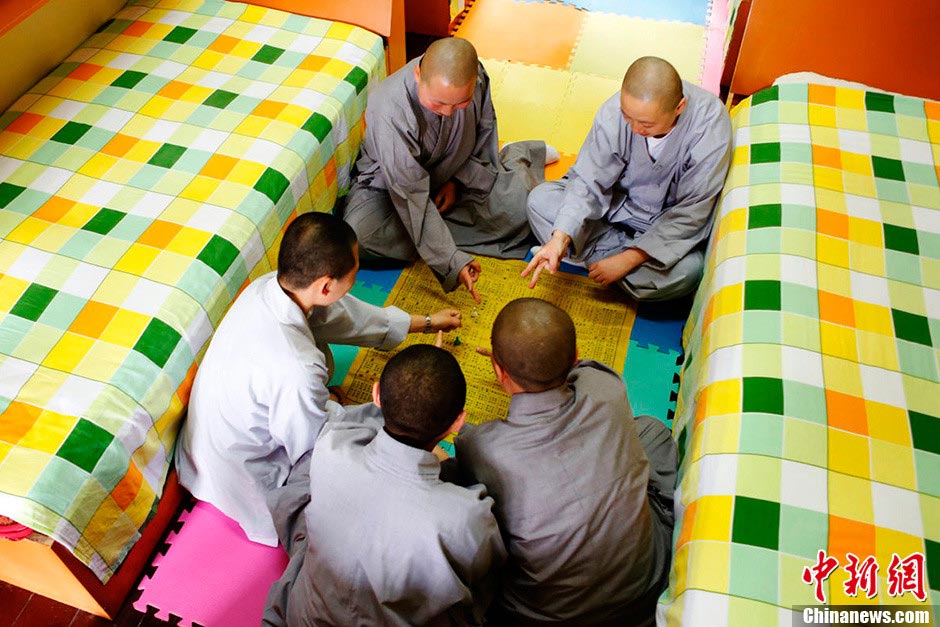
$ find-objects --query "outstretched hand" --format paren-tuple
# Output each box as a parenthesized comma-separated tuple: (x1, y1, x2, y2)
(521, 231, 570, 288)
(431, 309, 462, 332)
(459, 260, 482, 303)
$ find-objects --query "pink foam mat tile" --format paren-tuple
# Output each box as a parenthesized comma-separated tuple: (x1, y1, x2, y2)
(700, 0, 729, 94)
(134, 500, 289, 627)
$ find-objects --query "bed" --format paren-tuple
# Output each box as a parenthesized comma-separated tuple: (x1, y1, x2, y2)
(0, 0, 389, 616)
(658, 1, 939, 624)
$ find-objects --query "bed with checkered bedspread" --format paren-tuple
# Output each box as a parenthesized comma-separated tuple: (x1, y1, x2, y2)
(659, 84, 939, 624)
(0, 0, 384, 582)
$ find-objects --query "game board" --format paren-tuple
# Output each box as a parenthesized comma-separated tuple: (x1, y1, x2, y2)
(341, 257, 637, 423)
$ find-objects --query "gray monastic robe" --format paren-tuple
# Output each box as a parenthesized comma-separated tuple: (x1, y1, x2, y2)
(264, 420, 507, 627)
(455, 361, 676, 626)
(344, 57, 546, 292)
(527, 80, 731, 301)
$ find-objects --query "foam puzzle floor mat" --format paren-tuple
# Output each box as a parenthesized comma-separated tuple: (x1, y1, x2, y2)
(460, 0, 710, 155)
(340, 257, 637, 422)
(455, 0, 585, 69)
(482, 58, 620, 154)
(547, 0, 708, 25)
(134, 500, 288, 627)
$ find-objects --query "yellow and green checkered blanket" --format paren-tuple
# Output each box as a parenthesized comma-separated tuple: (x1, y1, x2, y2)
(0, 0, 383, 581)
(661, 85, 940, 624)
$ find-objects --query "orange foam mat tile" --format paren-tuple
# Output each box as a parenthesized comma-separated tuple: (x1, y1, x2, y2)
(545, 151, 577, 181)
(569, 12, 707, 83)
(454, 0, 584, 70)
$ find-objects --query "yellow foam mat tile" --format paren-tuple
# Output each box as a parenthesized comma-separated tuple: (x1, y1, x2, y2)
(569, 13, 706, 84)
(553, 72, 621, 153)
(487, 61, 571, 145)
(487, 60, 620, 155)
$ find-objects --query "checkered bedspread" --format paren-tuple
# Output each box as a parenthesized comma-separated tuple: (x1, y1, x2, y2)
(660, 85, 940, 624)
(0, 0, 383, 581)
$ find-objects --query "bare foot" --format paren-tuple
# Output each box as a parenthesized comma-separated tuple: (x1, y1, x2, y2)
(588, 251, 636, 286)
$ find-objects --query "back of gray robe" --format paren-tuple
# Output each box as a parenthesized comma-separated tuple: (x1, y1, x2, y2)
(349, 57, 544, 290)
(455, 361, 672, 624)
(284, 421, 506, 626)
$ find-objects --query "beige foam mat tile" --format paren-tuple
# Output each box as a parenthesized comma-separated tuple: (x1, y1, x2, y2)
(569, 13, 706, 83)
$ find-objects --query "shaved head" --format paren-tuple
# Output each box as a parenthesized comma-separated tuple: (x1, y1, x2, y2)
(492, 298, 576, 392)
(420, 37, 479, 87)
(622, 56, 683, 112)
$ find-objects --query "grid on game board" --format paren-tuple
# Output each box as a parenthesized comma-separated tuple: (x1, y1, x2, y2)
(341, 257, 637, 422)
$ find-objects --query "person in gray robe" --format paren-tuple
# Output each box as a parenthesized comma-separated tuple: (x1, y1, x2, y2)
(343, 37, 549, 301)
(456, 298, 677, 626)
(264, 344, 506, 627)
(176, 213, 461, 546)
(523, 56, 732, 301)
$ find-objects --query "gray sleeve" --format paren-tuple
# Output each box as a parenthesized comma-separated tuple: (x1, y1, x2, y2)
(463, 501, 507, 625)
(370, 109, 474, 291)
(309, 294, 410, 349)
(632, 106, 732, 268)
(552, 96, 628, 258)
(451, 64, 499, 195)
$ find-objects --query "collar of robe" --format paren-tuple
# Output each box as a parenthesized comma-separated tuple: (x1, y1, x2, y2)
(366, 428, 441, 480)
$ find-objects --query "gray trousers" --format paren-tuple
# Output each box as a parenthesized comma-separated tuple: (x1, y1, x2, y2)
(527, 180, 704, 301)
(343, 141, 545, 264)
(635, 414, 677, 528)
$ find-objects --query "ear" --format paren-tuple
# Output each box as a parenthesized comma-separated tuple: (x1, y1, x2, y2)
(448, 410, 467, 435)
(371, 380, 382, 407)
(491, 358, 518, 393)
(573, 348, 579, 365)
(491, 356, 506, 382)
(675, 96, 688, 116)
(319, 276, 335, 297)
(413, 63, 421, 84)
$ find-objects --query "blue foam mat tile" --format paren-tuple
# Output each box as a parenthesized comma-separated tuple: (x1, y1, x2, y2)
(629, 296, 691, 354)
(561, 0, 707, 24)
(622, 339, 682, 427)
(354, 266, 403, 295)
(330, 266, 402, 385)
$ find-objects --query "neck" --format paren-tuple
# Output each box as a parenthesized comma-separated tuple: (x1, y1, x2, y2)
(384, 427, 436, 452)
(278, 277, 314, 316)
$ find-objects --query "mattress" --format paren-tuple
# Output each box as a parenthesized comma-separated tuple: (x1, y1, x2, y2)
(0, 0, 384, 581)
(661, 84, 939, 624)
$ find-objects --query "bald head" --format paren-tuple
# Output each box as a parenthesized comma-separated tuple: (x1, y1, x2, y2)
(491, 298, 576, 392)
(420, 37, 479, 87)
(622, 56, 683, 112)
